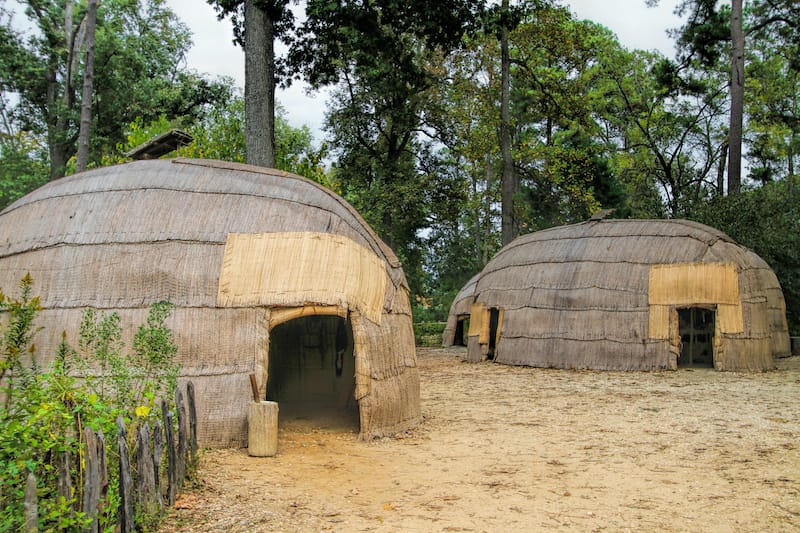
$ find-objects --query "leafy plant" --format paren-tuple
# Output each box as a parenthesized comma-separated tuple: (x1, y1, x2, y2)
(0, 274, 42, 406)
(0, 277, 181, 531)
(131, 301, 180, 417)
(413, 321, 447, 347)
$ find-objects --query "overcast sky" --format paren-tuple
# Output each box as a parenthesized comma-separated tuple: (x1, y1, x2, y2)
(165, 0, 685, 140)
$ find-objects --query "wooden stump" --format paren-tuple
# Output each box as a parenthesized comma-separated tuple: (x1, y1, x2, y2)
(247, 401, 279, 457)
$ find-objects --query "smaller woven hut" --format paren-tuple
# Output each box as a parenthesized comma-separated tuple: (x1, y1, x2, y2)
(443, 219, 790, 371)
(0, 159, 420, 446)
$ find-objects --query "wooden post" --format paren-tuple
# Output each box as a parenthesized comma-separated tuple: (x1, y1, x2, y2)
(187, 381, 198, 471)
(153, 419, 164, 509)
(247, 401, 279, 457)
(24, 470, 37, 533)
(96, 430, 107, 524)
(136, 423, 158, 519)
(82, 427, 99, 533)
(57, 451, 72, 521)
(249, 373, 260, 401)
(161, 401, 177, 506)
(176, 389, 188, 485)
(116, 416, 134, 533)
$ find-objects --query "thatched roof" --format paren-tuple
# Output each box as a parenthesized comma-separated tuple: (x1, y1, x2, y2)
(0, 158, 420, 446)
(444, 219, 790, 371)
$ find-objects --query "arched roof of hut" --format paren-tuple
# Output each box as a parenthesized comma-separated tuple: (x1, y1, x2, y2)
(485, 218, 753, 274)
(0, 158, 401, 270)
(0, 158, 408, 310)
(473, 219, 774, 307)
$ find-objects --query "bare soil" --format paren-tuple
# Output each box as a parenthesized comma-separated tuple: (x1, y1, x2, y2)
(160, 348, 800, 532)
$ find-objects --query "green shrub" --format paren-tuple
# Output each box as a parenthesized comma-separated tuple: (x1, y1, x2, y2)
(0, 276, 180, 531)
(414, 322, 447, 347)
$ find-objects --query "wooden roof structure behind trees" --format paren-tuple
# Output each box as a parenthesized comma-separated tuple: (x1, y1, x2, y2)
(0, 158, 420, 447)
(443, 219, 790, 371)
(124, 129, 194, 160)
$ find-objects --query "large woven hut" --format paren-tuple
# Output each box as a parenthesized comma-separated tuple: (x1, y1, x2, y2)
(443, 219, 790, 371)
(0, 158, 420, 446)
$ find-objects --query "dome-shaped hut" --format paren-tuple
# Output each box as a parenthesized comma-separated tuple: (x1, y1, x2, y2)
(443, 219, 790, 371)
(0, 158, 420, 446)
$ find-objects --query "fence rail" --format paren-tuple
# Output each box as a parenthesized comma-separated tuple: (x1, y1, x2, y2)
(22, 382, 197, 532)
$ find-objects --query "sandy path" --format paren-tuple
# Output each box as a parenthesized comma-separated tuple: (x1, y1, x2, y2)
(160, 348, 800, 532)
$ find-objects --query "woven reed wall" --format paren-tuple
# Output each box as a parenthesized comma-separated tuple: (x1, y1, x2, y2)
(218, 232, 387, 323)
(352, 312, 420, 437)
(0, 159, 420, 446)
(454, 219, 790, 371)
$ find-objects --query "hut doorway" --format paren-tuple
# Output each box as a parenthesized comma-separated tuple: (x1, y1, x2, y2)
(266, 314, 359, 430)
(678, 307, 715, 368)
(487, 308, 500, 360)
(453, 316, 469, 346)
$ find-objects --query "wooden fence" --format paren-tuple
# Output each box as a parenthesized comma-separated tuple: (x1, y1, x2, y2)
(23, 382, 198, 533)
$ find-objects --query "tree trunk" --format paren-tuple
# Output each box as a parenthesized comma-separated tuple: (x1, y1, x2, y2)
(76, 0, 98, 173)
(500, 0, 515, 246)
(717, 140, 728, 195)
(244, 0, 276, 168)
(64, 0, 73, 85)
(48, 66, 71, 180)
(482, 152, 493, 265)
(726, 0, 744, 195)
(47, 1, 83, 180)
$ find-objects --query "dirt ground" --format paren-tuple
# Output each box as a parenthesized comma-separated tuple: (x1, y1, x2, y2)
(160, 347, 800, 532)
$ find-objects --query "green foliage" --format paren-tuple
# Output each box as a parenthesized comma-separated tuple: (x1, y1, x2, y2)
(127, 115, 177, 153)
(132, 301, 180, 409)
(179, 98, 246, 163)
(292, 0, 484, 89)
(689, 177, 800, 334)
(118, 98, 333, 186)
(0, 133, 49, 210)
(1, 0, 234, 178)
(745, 37, 800, 185)
(72, 302, 179, 426)
(0, 277, 181, 531)
(673, 0, 730, 68)
(293, 0, 486, 299)
(0, 273, 42, 395)
(0, 367, 94, 531)
(413, 321, 447, 347)
(207, 0, 295, 56)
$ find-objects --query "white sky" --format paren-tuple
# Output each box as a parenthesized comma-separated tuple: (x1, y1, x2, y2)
(167, 0, 686, 141)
